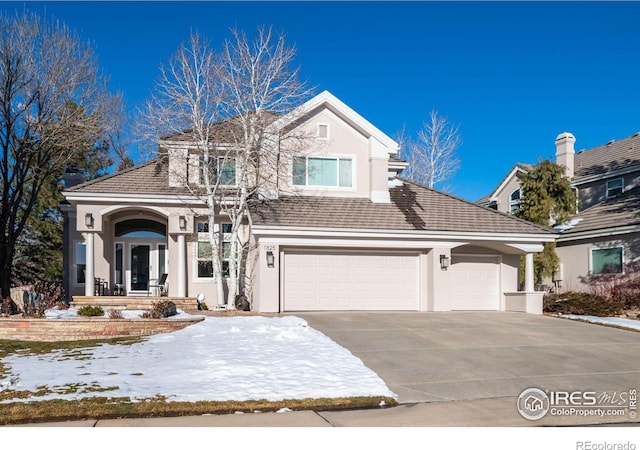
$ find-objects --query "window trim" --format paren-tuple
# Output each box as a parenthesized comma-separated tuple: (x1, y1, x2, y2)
(291, 155, 355, 189)
(590, 246, 624, 275)
(606, 178, 624, 199)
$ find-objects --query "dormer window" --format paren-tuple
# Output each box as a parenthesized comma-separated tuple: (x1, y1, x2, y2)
(293, 156, 352, 188)
(317, 123, 329, 140)
(606, 178, 623, 198)
(509, 189, 521, 215)
(199, 155, 237, 186)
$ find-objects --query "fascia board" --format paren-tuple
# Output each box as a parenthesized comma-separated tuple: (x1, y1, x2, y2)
(62, 192, 206, 205)
(489, 166, 527, 201)
(252, 225, 556, 243)
(557, 224, 640, 242)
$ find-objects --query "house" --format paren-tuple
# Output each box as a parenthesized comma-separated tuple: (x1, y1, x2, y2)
(62, 91, 555, 313)
(479, 131, 640, 292)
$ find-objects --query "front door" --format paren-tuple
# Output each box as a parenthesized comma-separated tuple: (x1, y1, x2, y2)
(130, 244, 151, 292)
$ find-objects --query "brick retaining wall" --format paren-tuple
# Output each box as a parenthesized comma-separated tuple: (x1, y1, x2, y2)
(0, 316, 204, 342)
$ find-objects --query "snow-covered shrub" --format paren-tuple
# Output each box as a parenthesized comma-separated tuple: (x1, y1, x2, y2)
(142, 300, 177, 319)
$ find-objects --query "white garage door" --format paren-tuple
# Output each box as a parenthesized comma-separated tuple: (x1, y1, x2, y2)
(449, 255, 500, 310)
(283, 250, 420, 311)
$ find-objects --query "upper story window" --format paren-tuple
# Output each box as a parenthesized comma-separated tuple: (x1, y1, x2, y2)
(317, 123, 329, 139)
(199, 156, 237, 186)
(292, 156, 353, 188)
(591, 247, 623, 275)
(606, 178, 623, 198)
(509, 189, 521, 215)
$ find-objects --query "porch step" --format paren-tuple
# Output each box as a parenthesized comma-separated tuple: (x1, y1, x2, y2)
(71, 296, 199, 311)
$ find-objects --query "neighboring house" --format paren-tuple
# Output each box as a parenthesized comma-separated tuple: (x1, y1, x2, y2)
(62, 91, 554, 313)
(479, 131, 640, 292)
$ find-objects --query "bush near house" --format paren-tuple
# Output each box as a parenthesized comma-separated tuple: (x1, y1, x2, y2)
(580, 262, 640, 311)
(543, 292, 622, 317)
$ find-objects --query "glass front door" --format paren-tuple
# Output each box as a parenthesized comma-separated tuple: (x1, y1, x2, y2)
(130, 244, 150, 291)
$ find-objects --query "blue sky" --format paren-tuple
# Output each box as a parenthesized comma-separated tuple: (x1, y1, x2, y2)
(7, 1, 640, 201)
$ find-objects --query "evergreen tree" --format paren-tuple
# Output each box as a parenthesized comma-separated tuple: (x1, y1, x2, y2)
(515, 160, 577, 284)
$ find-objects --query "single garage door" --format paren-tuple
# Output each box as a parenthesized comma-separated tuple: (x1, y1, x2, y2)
(449, 254, 500, 310)
(283, 250, 420, 311)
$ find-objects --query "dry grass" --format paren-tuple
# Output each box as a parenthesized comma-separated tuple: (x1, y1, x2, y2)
(0, 396, 396, 425)
(0, 337, 397, 425)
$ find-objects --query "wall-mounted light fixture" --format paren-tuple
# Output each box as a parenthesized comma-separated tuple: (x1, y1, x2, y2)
(440, 254, 450, 270)
(85, 213, 94, 228)
(266, 251, 275, 268)
(179, 215, 186, 230)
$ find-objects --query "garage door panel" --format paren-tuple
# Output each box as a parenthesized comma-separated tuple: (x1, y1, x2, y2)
(283, 250, 419, 311)
(450, 255, 500, 311)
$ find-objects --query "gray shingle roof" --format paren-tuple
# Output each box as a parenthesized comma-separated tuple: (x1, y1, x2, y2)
(64, 159, 188, 195)
(558, 186, 640, 235)
(250, 179, 553, 235)
(575, 132, 640, 178)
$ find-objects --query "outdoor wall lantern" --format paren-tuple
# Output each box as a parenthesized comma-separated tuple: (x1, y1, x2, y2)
(440, 254, 450, 270)
(179, 215, 186, 230)
(85, 213, 94, 228)
(266, 251, 275, 268)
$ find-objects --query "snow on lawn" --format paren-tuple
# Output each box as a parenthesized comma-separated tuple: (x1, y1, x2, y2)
(560, 314, 640, 332)
(0, 314, 396, 403)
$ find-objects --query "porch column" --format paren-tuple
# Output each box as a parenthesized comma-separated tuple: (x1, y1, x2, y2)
(524, 252, 535, 292)
(84, 232, 95, 297)
(177, 234, 186, 297)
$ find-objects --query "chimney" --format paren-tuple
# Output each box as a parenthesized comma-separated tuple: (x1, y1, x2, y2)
(63, 165, 85, 189)
(555, 132, 576, 178)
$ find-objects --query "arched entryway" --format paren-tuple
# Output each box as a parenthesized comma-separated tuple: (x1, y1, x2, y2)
(113, 217, 168, 295)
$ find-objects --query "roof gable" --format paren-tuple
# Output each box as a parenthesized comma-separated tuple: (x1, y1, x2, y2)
(482, 163, 531, 202)
(270, 90, 399, 155)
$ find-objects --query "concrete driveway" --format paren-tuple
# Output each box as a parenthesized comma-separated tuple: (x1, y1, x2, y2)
(294, 311, 640, 404)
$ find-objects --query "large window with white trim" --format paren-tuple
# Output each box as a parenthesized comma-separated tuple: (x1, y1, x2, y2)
(292, 156, 353, 188)
(591, 247, 624, 275)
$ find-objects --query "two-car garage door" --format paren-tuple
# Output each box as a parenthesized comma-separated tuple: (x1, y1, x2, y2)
(281, 249, 501, 311)
(283, 250, 420, 311)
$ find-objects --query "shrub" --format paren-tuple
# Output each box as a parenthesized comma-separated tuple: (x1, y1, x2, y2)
(108, 309, 123, 319)
(22, 281, 67, 318)
(77, 305, 105, 317)
(544, 292, 622, 317)
(142, 300, 177, 319)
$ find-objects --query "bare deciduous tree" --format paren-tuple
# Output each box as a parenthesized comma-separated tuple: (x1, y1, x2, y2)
(401, 110, 462, 190)
(0, 11, 122, 303)
(139, 27, 312, 309)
